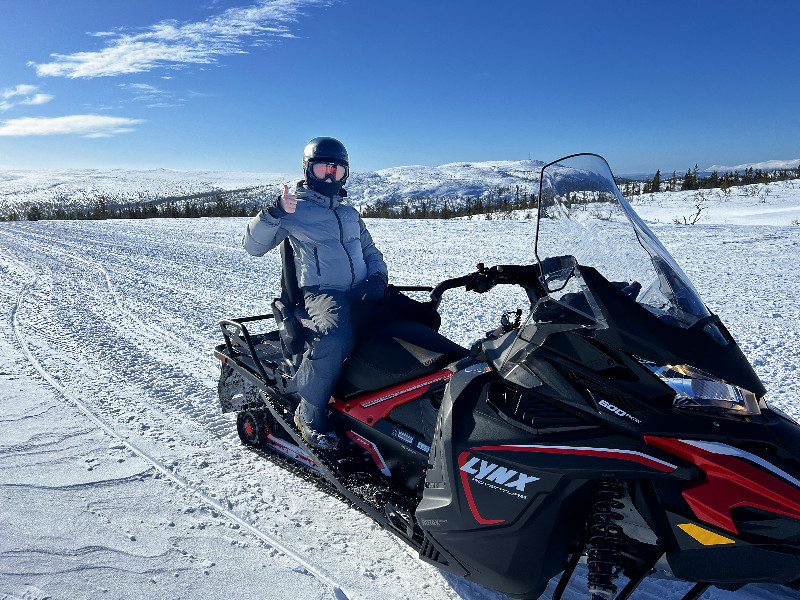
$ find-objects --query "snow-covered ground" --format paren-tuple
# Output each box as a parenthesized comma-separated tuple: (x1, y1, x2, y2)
(629, 180, 800, 226)
(1, 197, 799, 599)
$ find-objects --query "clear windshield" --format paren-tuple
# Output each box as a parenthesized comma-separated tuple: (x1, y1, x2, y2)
(534, 154, 711, 328)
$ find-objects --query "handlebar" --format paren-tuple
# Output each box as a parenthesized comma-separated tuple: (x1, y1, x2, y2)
(430, 275, 474, 307)
(429, 263, 545, 308)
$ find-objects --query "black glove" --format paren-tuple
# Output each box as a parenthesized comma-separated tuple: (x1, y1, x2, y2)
(353, 275, 387, 303)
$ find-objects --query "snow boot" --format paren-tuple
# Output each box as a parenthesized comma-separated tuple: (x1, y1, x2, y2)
(294, 400, 338, 450)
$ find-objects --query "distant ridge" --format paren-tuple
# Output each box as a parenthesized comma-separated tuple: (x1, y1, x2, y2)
(0, 160, 547, 215)
(706, 159, 800, 173)
(2, 157, 797, 216)
(620, 159, 800, 181)
(346, 159, 544, 208)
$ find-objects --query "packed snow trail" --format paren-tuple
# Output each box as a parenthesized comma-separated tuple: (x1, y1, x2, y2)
(1, 217, 799, 600)
(0, 220, 488, 600)
(8, 265, 354, 600)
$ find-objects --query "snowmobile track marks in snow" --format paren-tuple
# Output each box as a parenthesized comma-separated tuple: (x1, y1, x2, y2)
(8, 262, 355, 600)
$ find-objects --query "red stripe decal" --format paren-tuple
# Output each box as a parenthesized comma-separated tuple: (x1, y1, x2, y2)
(645, 436, 800, 533)
(347, 431, 391, 476)
(456, 444, 674, 526)
(458, 452, 505, 525)
(330, 370, 453, 426)
(470, 444, 677, 473)
(264, 433, 318, 469)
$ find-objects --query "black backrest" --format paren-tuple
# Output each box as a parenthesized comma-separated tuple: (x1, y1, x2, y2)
(272, 239, 306, 366)
(279, 239, 301, 308)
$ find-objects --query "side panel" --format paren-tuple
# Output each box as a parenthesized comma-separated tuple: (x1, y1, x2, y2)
(416, 369, 591, 598)
(329, 372, 452, 493)
(417, 368, 691, 598)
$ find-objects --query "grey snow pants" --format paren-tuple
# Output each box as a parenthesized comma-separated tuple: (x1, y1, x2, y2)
(294, 288, 356, 430)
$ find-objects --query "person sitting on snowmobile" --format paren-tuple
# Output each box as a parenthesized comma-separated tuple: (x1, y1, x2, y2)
(242, 137, 388, 450)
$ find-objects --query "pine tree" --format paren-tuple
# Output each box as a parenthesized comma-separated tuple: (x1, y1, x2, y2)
(681, 168, 693, 191)
(27, 205, 43, 221)
(92, 197, 108, 220)
(652, 169, 662, 193)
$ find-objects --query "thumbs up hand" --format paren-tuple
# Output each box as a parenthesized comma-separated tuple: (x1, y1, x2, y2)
(280, 184, 297, 214)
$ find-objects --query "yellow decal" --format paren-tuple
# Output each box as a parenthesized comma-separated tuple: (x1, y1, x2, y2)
(677, 523, 735, 546)
(393, 338, 442, 366)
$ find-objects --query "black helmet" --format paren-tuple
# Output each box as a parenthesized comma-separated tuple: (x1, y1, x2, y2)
(303, 137, 349, 197)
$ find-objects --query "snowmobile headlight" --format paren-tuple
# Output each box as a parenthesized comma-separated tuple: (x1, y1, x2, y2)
(646, 363, 761, 415)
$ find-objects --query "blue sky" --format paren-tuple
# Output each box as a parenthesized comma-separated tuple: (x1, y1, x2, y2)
(1, 0, 798, 176)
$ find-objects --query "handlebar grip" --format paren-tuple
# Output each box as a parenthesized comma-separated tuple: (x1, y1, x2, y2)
(430, 275, 473, 307)
(496, 264, 541, 278)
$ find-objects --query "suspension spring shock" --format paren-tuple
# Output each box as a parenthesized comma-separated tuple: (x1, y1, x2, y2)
(586, 480, 626, 600)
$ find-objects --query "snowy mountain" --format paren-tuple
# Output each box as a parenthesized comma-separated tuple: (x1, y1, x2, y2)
(0, 168, 290, 216)
(0, 160, 545, 216)
(346, 160, 544, 209)
(3, 159, 799, 224)
(707, 158, 800, 173)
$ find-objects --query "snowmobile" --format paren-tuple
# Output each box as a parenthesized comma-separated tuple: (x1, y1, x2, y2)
(214, 154, 800, 600)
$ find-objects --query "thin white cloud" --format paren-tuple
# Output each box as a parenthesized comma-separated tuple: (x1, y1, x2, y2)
(120, 82, 168, 98)
(0, 115, 143, 137)
(2, 84, 38, 99)
(20, 93, 54, 106)
(0, 85, 53, 112)
(30, 0, 332, 79)
(118, 82, 185, 108)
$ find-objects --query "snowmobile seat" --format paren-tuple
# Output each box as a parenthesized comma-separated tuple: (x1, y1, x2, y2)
(271, 239, 468, 393)
(335, 309, 468, 398)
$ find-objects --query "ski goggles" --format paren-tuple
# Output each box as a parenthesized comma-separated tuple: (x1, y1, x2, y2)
(309, 161, 348, 182)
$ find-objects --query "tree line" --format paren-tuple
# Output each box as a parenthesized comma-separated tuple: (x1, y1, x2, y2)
(359, 185, 538, 219)
(4, 164, 800, 223)
(625, 164, 800, 196)
(1, 193, 259, 223)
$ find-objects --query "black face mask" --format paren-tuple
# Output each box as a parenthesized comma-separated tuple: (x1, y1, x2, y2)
(307, 177, 344, 199)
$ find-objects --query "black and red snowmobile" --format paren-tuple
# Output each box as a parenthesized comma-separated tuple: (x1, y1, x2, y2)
(214, 154, 800, 600)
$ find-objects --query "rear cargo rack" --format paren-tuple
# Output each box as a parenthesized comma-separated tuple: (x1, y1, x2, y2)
(217, 314, 277, 385)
